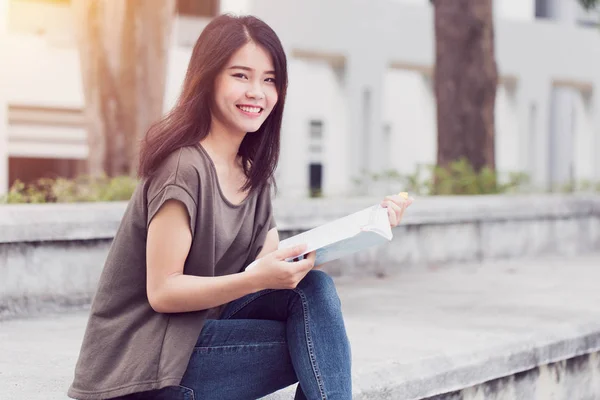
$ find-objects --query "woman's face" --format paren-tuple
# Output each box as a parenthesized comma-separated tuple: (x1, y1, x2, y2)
(212, 41, 278, 136)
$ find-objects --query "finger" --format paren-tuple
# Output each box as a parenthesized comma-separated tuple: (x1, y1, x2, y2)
(293, 254, 315, 272)
(385, 200, 403, 218)
(392, 199, 404, 212)
(387, 204, 398, 227)
(385, 194, 408, 203)
(396, 197, 413, 212)
(382, 195, 408, 210)
(305, 251, 320, 270)
(389, 199, 407, 226)
(381, 198, 395, 207)
(275, 244, 308, 261)
(397, 206, 406, 224)
(381, 200, 401, 223)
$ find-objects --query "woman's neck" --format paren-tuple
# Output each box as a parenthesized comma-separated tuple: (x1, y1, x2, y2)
(201, 124, 245, 169)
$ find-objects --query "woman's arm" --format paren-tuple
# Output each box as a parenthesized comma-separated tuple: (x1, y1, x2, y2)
(146, 200, 263, 313)
(254, 227, 279, 260)
(146, 200, 313, 314)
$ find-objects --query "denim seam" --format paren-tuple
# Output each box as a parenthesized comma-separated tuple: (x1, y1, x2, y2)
(294, 288, 327, 400)
(194, 342, 287, 350)
(223, 289, 277, 319)
(179, 384, 195, 400)
(222, 286, 328, 398)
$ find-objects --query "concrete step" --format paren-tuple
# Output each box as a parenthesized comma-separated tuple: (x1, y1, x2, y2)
(3, 195, 600, 321)
(2, 255, 600, 399)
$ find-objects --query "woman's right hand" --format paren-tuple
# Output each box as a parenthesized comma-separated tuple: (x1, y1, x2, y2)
(246, 244, 316, 291)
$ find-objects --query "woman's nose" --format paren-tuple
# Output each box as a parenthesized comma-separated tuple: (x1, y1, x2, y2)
(246, 82, 265, 100)
(246, 89, 265, 100)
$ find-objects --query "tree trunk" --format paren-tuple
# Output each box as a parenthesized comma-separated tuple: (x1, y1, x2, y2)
(433, 0, 498, 172)
(71, 0, 175, 177)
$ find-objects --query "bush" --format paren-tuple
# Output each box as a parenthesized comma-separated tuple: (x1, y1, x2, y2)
(554, 179, 600, 193)
(426, 158, 530, 195)
(353, 158, 531, 196)
(0, 174, 139, 204)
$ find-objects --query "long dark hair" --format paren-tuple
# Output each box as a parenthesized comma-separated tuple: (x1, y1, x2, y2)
(138, 14, 288, 193)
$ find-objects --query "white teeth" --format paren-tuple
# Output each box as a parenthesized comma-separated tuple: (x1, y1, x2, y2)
(238, 106, 261, 113)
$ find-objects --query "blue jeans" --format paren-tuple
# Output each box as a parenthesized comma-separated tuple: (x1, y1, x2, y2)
(157, 269, 352, 400)
(181, 270, 352, 400)
(111, 270, 352, 400)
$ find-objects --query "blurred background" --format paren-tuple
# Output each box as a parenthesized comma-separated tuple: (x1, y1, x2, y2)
(1, 3, 600, 399)
(0, 0, 598, 203)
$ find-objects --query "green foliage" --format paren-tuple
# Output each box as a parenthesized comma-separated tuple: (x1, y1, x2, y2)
(0, 174, 139, 204)
(309, 188, 323, 198)
(578, 0, 599, 11)
(426, 158, 525, 195)
(355, 158, 600, 197)
(553, 179, 600, 193)
(352, 158, 531, 196)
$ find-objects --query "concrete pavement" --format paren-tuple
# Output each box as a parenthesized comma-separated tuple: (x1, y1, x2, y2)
(2, 255, 600, 399)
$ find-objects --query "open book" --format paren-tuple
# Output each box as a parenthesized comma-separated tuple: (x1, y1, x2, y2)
(246, 203, 394, 270)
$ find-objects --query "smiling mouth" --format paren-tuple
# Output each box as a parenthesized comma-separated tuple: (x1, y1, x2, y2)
(236, 105, 263, 115)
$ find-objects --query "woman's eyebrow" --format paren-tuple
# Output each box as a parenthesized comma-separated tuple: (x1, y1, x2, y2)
(229, 65, 276, 75)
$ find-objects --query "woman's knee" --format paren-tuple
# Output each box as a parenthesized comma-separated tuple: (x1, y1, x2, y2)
(296, 270, 340, 307)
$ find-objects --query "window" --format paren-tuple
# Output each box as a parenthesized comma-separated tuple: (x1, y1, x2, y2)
(308, 144, 322, 153)
(308, 120, 324, 157)
(308, 120, 324, 197)
(309, 120, 323, 139)
(535, 0, 551, 18)
(309, 163, 323, 198)
(383, 123, 392, 172)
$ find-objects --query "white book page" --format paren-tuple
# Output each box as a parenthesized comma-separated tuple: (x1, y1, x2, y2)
(280, 206, 371, 247)
(361, 205, 393, 240)
(246, 205, 394, 271)
(314, 230, 390, 265)
(279, 205, 390, 257)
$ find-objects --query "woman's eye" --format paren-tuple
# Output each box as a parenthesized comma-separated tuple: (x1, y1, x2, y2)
(265, 77, 276, 83)
(233, 73, 248, 79)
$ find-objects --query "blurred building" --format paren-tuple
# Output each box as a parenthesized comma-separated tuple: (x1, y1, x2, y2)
(0, 0, 599, 198)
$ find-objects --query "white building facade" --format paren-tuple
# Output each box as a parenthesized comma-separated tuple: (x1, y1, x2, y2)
(0, 0, 599, 198)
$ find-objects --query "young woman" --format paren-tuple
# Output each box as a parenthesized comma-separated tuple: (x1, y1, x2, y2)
(68, 14, 412, 400)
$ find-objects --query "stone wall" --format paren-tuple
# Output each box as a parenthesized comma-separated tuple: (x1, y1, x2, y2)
(425, 352, 600, 400)
(1, 194, 599, 318)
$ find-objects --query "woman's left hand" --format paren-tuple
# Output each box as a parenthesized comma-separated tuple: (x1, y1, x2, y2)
(380, 193, 414, 228)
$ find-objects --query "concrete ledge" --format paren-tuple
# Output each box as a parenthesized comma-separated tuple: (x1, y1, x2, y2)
(265, 324, 600, 400)
(424, 351, 600, 400)
(353, 322, 600, 399)
(3, 255, 600, 399)
(275, 194, 600, 231)
(1, 195, 599, 319)
(0, 240, 109, 319)
(0, 202, 127, 243)
(1, 194, 599, 243)
(262, 255, 600, 399)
